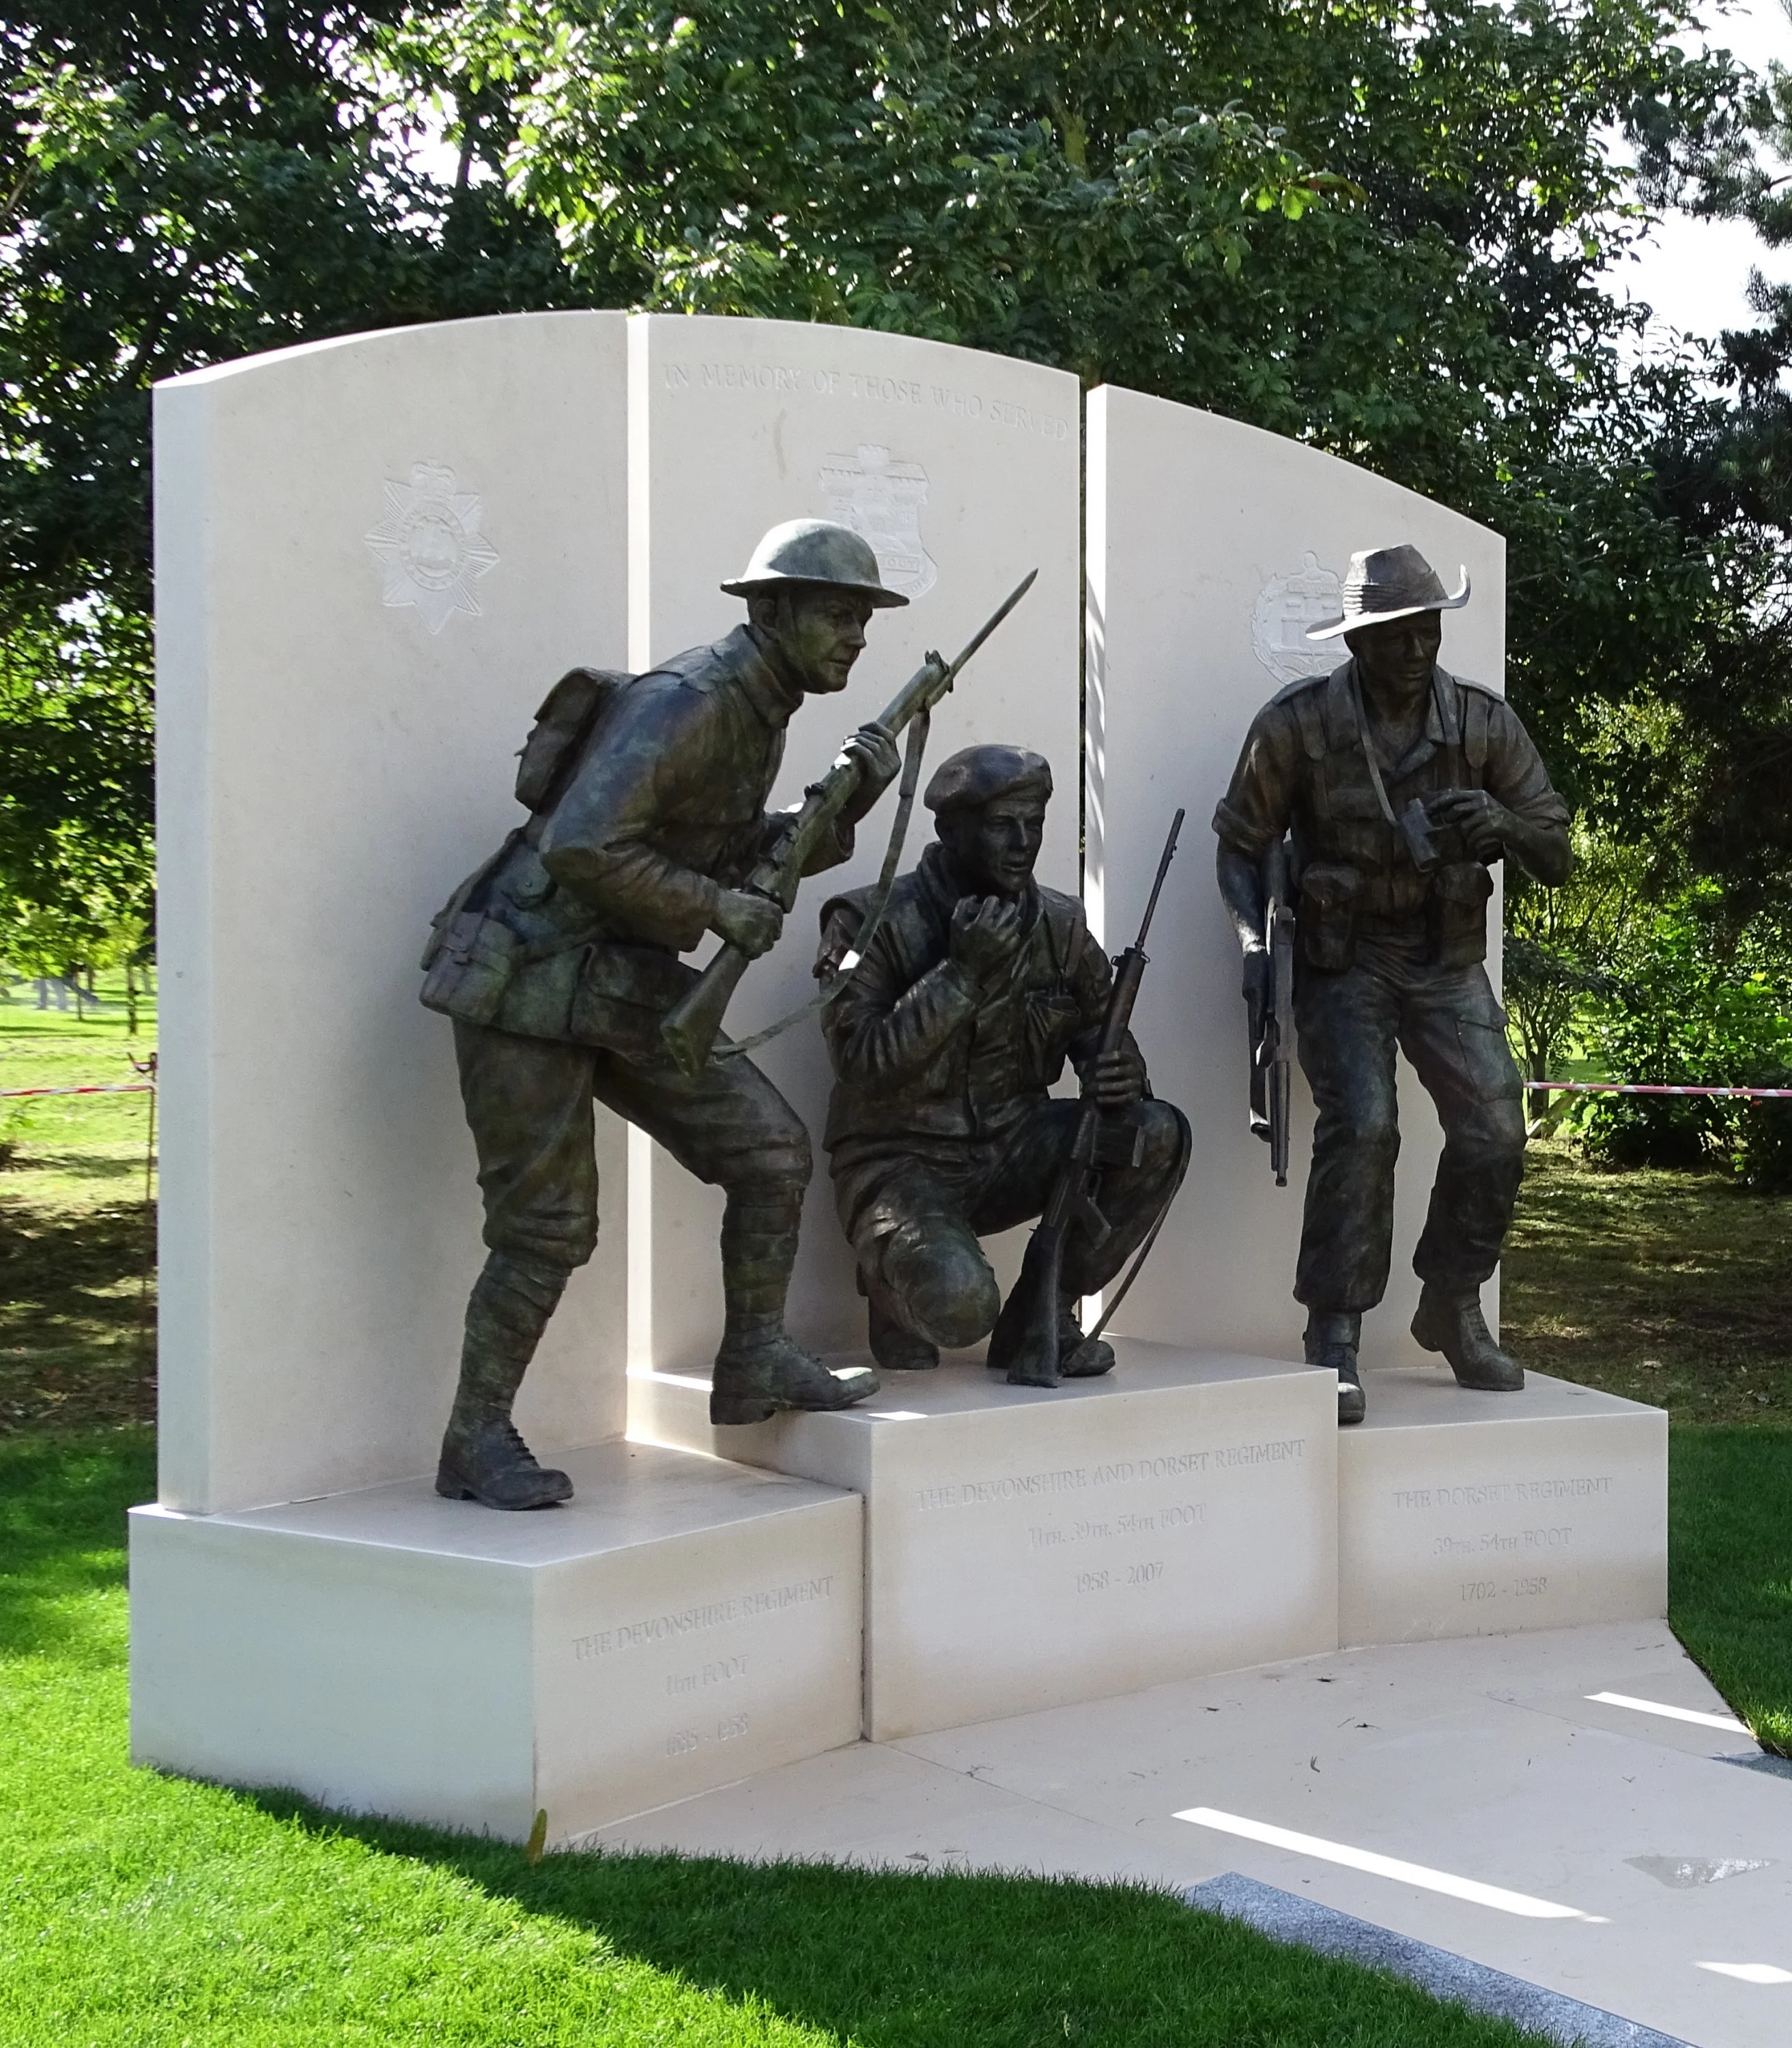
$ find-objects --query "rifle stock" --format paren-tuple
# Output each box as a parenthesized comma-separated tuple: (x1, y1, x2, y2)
(659, 569, 1038, 1077)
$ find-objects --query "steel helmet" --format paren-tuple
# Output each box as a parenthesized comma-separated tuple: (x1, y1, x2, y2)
(720, 518, 909, 608)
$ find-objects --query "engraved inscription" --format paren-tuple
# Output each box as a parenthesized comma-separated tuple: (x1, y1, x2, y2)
(364, 461, 498, 634)
(666, 1712, 752, 1759)
(1391, 1477, 1613, 1511)
(1029, 1503, 1204, 1552)
(916, 1438, 1306, 1513)
(572, 1574, 833, 1662)
(662, 359, 1072, 441)
(665, 1653, 750, 1696)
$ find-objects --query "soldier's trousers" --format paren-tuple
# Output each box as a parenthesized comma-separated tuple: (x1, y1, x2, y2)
(831, 1098, 1189, 1350)
(1293, 954, 1525, 1313)
(453, 1020, 811, 1272)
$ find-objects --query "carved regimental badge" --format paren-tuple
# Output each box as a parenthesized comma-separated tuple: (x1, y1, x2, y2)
(365, 461, 499, 634)
(1251, 552, 1345, 685)
(819, 444, 937, 600)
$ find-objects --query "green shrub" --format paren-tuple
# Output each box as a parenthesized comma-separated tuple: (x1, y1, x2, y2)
(1574, 906, 1792, 1176)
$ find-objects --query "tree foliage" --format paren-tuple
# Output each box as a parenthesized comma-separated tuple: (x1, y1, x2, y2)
(3, 0, 1791, 964)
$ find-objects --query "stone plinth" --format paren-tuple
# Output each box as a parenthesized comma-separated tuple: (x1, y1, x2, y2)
(629, 1339, 1338, 1741)
(130, 1442, 863, 1845)
(1337, 1369, 1667, 1647)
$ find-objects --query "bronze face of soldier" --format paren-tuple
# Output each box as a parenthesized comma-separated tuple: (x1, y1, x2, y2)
(935, 788, 1048, 898)
(1345, 609, 1442, 703)
(747, 585, 875, 697)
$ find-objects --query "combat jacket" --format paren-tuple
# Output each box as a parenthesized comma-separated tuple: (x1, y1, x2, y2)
(817, 844, 1131, 1151)
(1212, 660, 1568, 969)
(423, 625, 853, 1059)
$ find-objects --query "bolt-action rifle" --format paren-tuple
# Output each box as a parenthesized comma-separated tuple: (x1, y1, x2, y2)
(985, 808, 1185, 1386)
(1248, 837, 1296, 1186)
(659, 569, 1038, 1077)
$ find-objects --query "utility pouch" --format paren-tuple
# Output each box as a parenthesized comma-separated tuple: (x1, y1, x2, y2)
(420, 910, 521, 1025)
(1428, 860, 1493, 967)
(1296, 863, 1363, 972)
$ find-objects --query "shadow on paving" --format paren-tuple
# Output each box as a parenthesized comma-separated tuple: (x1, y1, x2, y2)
(239, 1794, 1555, 2048)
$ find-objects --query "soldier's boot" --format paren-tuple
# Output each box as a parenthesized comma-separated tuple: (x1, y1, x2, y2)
(1057, 1292, 1115, 1379)
(1412, 1285, 1524, 1392)
(711, 1193, 880, 1424)
(868, 1298, 939, 1371)
(1305, 1310, 1365, 1427)
(437, 1253, 575, 1509)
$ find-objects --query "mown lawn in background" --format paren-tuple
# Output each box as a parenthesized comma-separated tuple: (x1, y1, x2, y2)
(1503, 1139, 1792, 1423)
(0, 1432, 1559, 2048)
(0, 973, 158, 1436)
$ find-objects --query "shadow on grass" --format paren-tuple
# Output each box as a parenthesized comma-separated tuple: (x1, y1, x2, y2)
(238, 1792, 1549, 2048)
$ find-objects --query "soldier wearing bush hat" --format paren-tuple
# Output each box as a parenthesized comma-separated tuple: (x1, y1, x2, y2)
(419, 519, 905, 1508)
(1214, 542, 1571, 1424)
(816, 742, 1188, 1380)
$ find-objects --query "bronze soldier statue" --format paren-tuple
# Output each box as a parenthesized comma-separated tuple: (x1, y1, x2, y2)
(1214, 545, 1571, 1425)
(421, 520, 905, 1508)
(816, 744, 1188, 1377)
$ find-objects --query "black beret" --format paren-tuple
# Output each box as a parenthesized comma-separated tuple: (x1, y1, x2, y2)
(923, 745, 1053, 816)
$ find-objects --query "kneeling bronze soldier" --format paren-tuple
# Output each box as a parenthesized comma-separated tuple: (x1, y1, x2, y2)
(817, 744, 1187, 1376)
(423, 520, 904, 1508)
(1214, 545, 1571, 1424)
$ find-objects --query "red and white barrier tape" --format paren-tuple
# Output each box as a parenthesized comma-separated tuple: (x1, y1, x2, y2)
(1525, 1080, 1792, 1100)
(0, 1081, 155, 1100)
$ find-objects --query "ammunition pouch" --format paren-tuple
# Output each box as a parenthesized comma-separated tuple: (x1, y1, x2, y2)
(1428, 860, 1493, 968)
(420, 909, 522, 1026)
(1296, 863, 1362, 973)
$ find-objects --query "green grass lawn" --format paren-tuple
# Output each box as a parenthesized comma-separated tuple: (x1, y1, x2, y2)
(1, 1012, 1788, 2040)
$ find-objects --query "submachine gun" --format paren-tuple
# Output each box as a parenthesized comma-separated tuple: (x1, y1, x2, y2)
(1248, 838, 1296, 1186)
(660, 569, 1038, 1077)
(986, 808, 1186, 1386)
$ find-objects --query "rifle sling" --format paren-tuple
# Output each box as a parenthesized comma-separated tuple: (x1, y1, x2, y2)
(715, 708, 933, 1062)
(1085, 1109, 1193, 1345)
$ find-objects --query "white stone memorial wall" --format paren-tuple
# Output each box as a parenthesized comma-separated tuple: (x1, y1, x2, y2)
(1084, 388, 1509, 1370)
(156, 311, 635, 1515)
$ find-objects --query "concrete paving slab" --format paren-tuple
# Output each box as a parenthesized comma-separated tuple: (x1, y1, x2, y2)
(589, 1621, 1791, 2048)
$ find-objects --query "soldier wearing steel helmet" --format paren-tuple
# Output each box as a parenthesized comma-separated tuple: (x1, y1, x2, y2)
(1214, 544, 1571, 1425)
(421, 519, 904, 1508)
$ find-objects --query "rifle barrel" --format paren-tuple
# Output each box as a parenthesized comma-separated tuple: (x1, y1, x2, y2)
(1131, 808, 1186, 950)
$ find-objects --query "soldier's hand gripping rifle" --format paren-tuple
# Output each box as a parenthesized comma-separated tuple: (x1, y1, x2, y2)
(660, 569, 1039, 1077)
(1247, 837, 1296, 1187)
(985, 808, 1185, 1387)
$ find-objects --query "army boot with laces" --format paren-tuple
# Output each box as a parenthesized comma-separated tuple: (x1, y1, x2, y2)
(436, 1253, 573, 1509)
(1057, 1292, 1115, 1378)
(1412, 1284, 1524, 1391)
(1305, 1309, 1365, 1425)
(710, 1191, 879, 1423)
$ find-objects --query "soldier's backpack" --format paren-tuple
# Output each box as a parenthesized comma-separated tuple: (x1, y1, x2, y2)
(419, 666, 633, 1021)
